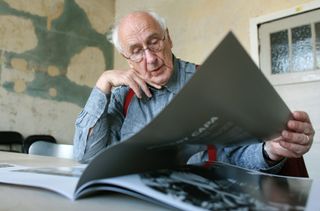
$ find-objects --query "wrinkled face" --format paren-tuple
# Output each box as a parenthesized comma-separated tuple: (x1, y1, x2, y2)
(118, 12, 174, 87)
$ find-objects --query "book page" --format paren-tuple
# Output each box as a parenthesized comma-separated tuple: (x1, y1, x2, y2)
(0, 163, 84, 200)
(306, 179, 320, 210)
(76, 162, 315, 210)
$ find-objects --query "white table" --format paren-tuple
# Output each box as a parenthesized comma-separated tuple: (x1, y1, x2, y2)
(0, 152, 168, 211)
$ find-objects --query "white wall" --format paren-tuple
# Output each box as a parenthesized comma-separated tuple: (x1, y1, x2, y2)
(276, 82, 320, 178)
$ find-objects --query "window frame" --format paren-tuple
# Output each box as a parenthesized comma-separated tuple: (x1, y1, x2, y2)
(250, 1, 320, 85)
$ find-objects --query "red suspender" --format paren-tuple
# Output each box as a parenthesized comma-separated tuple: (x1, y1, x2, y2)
(207, 145, 217, 162)
(123, 64, 217, 162)
(123, 88, 135, 116)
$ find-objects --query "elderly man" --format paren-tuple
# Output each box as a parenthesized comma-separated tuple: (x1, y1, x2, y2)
(73, 11, 314, 174)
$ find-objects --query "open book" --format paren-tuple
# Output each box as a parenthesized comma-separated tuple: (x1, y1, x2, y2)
(1, 32, 318, 210)
(0, 161, 319, 210)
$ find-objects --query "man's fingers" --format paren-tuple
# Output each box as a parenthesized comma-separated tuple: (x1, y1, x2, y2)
(269, 140, 301, 158)
(125, 69, 153, 98)
(147, 81, 162, 89)
(132, 68, 162, 90)
(290, 111, 315, 135)
(278, 148, 301, 158)
(140, 84, 152, 98)
(125, 76, 142, 98)
(292, 111, 311, 123)
(279, 131, 311, 156)
(282, 130, 310, 145)
(287, 120, 314, 135)
(279, 140, 309, 157)
(132, 75, 152, 98)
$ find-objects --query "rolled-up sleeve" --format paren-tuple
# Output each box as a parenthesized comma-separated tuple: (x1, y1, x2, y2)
(73, 87, 124, 163)
(217, 142, 285, 174)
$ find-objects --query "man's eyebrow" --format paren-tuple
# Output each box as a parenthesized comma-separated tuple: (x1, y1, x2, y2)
(147, 32, 162, 39)
(128, 43, 141, 52)
(127, 32, 162, 51)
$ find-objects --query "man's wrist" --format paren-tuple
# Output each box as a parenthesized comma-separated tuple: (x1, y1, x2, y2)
(95, 82, 112, 94)
(262, 142, 282, 164)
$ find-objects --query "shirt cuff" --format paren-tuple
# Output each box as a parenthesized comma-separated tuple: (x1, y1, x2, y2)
(83, 87, 110, 118)
(259, 143, 286, 174)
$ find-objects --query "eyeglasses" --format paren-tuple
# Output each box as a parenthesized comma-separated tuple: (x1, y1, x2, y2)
(123, 35, 166, 63)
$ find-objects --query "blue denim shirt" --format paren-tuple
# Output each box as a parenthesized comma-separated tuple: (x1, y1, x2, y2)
(73, 57, 284, 173)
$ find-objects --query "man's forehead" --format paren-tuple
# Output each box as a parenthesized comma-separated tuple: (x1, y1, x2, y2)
(119, 12, 162, 40)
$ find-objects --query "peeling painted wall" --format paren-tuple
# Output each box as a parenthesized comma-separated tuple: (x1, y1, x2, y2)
(0, 0, 114, 143)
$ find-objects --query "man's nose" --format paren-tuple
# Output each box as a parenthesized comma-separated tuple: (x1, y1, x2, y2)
(144, 49, 157, 64)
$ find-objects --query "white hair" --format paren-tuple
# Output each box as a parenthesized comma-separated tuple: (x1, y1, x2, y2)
(107, 11, 167, 53)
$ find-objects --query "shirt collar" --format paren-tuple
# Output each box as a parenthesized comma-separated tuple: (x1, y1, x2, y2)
(163, 55, 181, 94)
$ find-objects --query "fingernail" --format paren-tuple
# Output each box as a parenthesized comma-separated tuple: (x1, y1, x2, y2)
(282, 130, 288, 138)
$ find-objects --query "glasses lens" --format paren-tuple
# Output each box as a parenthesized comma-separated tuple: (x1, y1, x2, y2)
(130, 53, 143, 63)
(149, 39, 164, 52)
(128, 36, 165, 62)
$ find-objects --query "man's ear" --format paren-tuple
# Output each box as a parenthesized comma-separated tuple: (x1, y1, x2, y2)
(166, 29, 173, 48)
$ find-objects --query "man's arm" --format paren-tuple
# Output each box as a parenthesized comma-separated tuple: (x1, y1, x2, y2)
(217, 142, 285, 174)
(73, 68, 156, 163)
(73, 87, 123, 163)
(219, 111, 314, 173)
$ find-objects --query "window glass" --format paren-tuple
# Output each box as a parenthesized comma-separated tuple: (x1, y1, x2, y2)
(315, 22, 320, 69)
(258, 8, 320, 85)
(291, 24, 313, 72)
(270, 30, 289, 74)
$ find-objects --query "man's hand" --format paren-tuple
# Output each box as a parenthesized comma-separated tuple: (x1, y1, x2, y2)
(95, 69, 161, 98)
(264, 111, 315, 161)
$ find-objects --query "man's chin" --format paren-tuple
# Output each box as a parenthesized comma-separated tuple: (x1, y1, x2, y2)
(149, 76, 169, 87)
(147, 66, 172, 86)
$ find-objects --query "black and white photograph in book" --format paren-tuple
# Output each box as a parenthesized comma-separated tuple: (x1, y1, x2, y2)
(140, 162, 311, 211)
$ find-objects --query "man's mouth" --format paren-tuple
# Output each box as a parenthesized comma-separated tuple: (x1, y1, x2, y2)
(150, 65, 164, 75)
(150, 66, 162, 72)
